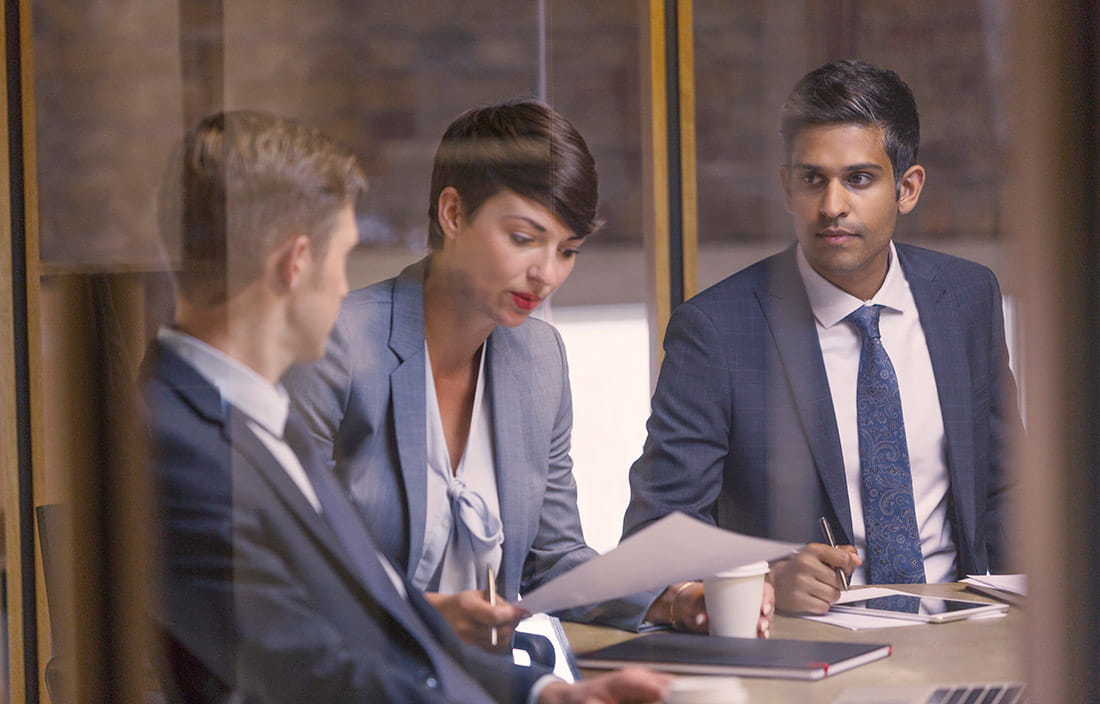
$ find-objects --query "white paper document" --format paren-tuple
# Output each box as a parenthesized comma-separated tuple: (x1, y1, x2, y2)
(518, 512, 800, 615)
(963, 574, 1027, 596)
(802, 587, 926, 631)
(833, 587, 904, 604)
(803, 610, 926, 631)
(804, 587, 1008, 630)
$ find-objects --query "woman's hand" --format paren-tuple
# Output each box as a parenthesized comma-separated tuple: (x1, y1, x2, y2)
(758, 580, 775, 638)
(646, 579, 775, 637)
(423, 590, 528, 652)
(645, 581, 707, 633)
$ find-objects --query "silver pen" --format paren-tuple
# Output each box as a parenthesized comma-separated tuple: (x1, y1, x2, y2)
(818, 516, 850, 591)
(487, 566, 498, 647)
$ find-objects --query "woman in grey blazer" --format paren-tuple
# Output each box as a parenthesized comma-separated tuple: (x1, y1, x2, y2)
(285, 101, 739, 652)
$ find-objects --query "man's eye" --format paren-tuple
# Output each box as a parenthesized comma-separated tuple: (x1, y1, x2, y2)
(800, 172, 822, 185)
(848, 172, 872, 186)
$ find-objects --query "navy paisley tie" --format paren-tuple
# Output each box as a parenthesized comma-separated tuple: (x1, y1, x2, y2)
(846, 304, 927, 586)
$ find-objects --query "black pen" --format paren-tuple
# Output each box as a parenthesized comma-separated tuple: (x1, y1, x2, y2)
(818, 516, 850, 591)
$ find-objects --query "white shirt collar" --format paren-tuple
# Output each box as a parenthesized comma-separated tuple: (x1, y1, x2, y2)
(796, 241, 910, 329)
(156, 326, 290, 438)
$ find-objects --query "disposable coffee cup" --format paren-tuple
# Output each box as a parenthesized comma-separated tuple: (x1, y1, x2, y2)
(702, 560, 770, 638)
(664, 676, 747, 704)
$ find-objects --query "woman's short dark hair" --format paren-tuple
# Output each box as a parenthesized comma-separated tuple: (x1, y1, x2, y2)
(426, 99, 600, 250)
(780, 59, 920, 188)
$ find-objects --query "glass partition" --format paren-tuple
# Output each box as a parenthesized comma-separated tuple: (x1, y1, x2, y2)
(16, 1, 1089, 701)
(22, 2, 656, 698)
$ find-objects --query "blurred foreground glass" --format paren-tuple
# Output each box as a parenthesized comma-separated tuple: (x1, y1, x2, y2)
(26, 3, 652, 699)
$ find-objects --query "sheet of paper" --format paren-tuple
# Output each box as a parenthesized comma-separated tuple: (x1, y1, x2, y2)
(833, 587, 902, 604)
(801, 587, 927, 630)
(518, 512, 800, 615)
(802, 611, 924, 631)
(963, 574, 1027, 596)
(804, 587, 1009, 630)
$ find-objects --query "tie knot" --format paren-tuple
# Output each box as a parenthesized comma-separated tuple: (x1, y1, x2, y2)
(846, 304, 884, 341)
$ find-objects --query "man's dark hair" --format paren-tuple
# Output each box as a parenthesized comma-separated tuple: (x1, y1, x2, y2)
(159, 110, 367, 306)
(780, 59, 920, 187)
(426, 99, 600, 249)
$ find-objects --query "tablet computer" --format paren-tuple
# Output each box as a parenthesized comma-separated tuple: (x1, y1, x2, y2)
(830, 594, 1008, 623)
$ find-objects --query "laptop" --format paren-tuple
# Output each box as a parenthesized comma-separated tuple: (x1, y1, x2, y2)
(833, 681, 1028, 703)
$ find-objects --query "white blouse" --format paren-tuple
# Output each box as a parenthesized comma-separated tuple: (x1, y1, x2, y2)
(412, 342, 503, 593)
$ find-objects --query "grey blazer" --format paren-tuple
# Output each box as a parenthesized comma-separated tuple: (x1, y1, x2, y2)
(284, 259, 652, 629)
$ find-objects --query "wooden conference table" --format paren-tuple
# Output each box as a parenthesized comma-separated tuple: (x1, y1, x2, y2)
(563, 583, 1024, 703)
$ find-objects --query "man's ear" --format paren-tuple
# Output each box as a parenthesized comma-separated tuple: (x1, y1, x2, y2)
(436, 186, 464, 242)
(897, 164, 926, 214)
(271, 234, 312, 293)
(779, 166, 794, 213)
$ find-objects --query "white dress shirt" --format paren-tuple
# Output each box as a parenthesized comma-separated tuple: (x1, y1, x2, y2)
(797, 243, 958, 584)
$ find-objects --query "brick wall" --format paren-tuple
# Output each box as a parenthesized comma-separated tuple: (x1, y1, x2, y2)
(32, 0, 1004, 269)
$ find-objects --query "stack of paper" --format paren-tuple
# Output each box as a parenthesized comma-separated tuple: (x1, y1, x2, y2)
(804, 587, 926, 631)
(962, 574, 1027, 605)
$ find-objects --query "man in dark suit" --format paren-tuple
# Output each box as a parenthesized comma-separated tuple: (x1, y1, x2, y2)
(623, 60, 1021, 616)
(145, 110, 669, 703)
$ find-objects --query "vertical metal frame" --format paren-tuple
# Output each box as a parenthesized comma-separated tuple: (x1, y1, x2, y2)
(4, 2, 160, 701)
(642, 0, 697, 382)
(2, 0, 40, 700)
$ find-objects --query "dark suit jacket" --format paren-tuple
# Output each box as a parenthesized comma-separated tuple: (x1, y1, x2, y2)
(142, 341, 545, 703)
(623, 243, 1021, 577)
(283, 259, 653, 629)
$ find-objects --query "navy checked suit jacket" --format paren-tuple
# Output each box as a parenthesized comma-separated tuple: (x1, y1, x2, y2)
(142, 342, 544, 703)
(623, 243, 1021, 578)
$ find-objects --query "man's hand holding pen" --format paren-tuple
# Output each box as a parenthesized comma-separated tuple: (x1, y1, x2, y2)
(819, 516, 850, 591)
(768, 543, 861, 614)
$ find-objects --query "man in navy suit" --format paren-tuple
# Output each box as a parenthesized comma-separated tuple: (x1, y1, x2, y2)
(624, 60, 1021, 616)
(144, 110, 669, 703)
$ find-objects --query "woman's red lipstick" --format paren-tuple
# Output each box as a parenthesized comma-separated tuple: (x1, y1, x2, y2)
(511, 292, 541, 311)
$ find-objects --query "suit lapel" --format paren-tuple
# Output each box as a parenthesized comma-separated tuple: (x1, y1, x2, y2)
(150, 343, 367, 588)
(226, 411, 357, 563)
(756, 250, 853, 541)
(897, 246, 977, 558)
(144, 340, 225, 428)
(484, 329, 533, 599)
(222, 390, 446, 655)
(388, 261, 430, 579)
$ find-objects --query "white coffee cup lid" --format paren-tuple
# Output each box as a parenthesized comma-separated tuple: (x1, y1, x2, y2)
(664, 676, 747, 704)
(709, 560, 770, 579)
